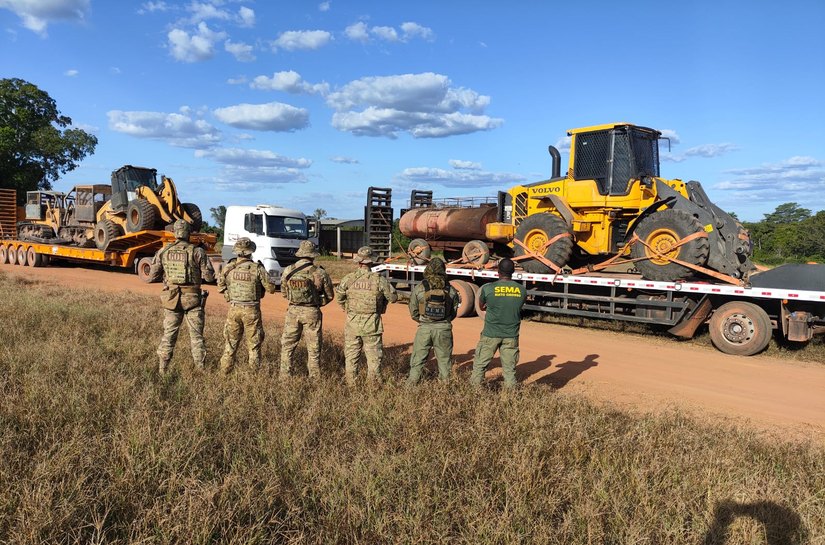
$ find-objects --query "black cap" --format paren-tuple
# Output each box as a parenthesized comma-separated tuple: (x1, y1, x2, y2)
(498, 258, 515, 276)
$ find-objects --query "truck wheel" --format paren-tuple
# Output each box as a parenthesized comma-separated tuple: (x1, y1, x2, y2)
(7, 245, 16, 265)
(136, 256, 154, 283)
(27, 247, 43, 267)
(95, 220, 122, 250)
(468, 282, 485, 319)
(450, 279, 476, 318)
(181, 203, 203, 232)
(462, 240, 491, 266)
(709, 301, 772, 356)
(17, 246, 27, 266)
(408, 239, 431, 265)
(513, 213, 574, 274)
(0, 245, 7, 264)
(126, 200, 159, 232)
(631, 209, 709, 282)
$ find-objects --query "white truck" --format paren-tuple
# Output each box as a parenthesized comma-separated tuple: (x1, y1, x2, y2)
(221, 204, 317, 286)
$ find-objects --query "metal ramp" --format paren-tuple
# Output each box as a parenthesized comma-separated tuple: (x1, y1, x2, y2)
(0, 189, 17, 239)
(365, 187, 393, 262)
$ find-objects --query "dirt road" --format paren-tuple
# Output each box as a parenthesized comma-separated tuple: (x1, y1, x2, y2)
(3, 261, 824, 440)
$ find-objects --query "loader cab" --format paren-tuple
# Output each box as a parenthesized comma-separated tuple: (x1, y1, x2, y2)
(65, 185, 112, 223)
(570, 123, 661, 196)
(110, 165, 158, 211)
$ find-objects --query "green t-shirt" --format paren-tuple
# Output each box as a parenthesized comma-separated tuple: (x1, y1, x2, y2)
(479, 279, 527, 338)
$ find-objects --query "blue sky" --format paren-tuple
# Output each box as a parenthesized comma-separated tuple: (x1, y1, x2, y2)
(2, 0, 824, 222)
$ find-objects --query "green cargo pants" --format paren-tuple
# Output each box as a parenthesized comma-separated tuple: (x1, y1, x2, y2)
(470, 335, 520, 388)
(407, 322, 453, 384)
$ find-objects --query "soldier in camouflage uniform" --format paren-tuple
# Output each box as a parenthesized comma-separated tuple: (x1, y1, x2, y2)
(279, 240, 334, 380)
(336, 246, 397, 386)
(148, 219, 216, 374)
(407, 257, 459, 385)
(217, 237, 275, 374)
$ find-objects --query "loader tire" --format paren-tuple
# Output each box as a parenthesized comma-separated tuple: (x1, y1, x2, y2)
(709, 301, 771, 356)
(513, 213, 574, 274)
(182, 203, 203, 232)
(408, 238, 432, 265)
(631, 209, 709, 282)
(126, 199, 159, 233)
(95, 219, 122, 251)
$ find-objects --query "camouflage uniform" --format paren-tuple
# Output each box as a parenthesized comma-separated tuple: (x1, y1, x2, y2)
(149, 220, 215, 373)
(407, 258, 459, 384)
(217, 238, 274, 374)
(280, 241, 334, 380)
(336, 246, 397, 386)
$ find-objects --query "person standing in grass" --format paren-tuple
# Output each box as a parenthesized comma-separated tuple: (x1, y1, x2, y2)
(335, 246, 397, 386)
(407, 257, 459, 385)
(217, 237, 274, 374)
(470, 258, 527, 388)
(149, 219, 216, 374)
(279, 240, 334, 380)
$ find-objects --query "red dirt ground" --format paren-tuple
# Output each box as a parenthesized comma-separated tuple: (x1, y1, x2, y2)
(3, 261, 824, 441)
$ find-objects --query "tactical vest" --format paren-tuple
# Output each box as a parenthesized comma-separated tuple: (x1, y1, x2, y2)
(285, 265, 318, 305)
(161, 242, 195, 285)
(226, 260, 260, 302)
(418, 281, 450, 321)
(346, 272, 381, 314)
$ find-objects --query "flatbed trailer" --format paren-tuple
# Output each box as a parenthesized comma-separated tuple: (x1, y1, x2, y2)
(0, 230, 217, 282)
(375, 262, 825, 356)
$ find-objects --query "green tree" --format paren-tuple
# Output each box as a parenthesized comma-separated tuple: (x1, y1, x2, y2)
(313, 208, 327, 220)
(210, 205, 226, 229)
(0, 78, 97, 201)
(762, 202, 810, 226)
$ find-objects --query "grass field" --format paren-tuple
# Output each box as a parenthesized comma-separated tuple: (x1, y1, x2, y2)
(0, 272, 823, 544)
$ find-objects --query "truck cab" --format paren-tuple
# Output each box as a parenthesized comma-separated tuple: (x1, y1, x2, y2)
(222, 204, 318, 286)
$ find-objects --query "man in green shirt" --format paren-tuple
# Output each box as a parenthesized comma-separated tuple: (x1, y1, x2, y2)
(470, 258, 527, 388)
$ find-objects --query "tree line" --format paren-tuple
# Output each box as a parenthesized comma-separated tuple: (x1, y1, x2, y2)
(742, 203, 825, 265)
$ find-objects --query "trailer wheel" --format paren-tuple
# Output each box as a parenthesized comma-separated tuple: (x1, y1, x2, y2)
(0, 245, 7, 264)
(181, 203, 203, 232)
(27, 247, 43, 267)
(631, 209, 710, 282)
(95, 219, 122, 250)
(7, 245, 16, 265)
(709, 301, 772, 356)
(469, 282, 486, 319)
(462, 240, 491, 266)
(450, 279, 476, 318)
(126, 200, 159, 232)
(16, 246, 27, 266)
(136, 256, 154, 283)
(408, 239, 432, 265)
(514, 213, 574, 274)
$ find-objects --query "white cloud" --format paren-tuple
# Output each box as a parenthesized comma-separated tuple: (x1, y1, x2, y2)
(250, 70, 329, 95)
(64, 68, 78, 77)
(109, 66, 121, 75)
(344, 21, 368, 42)
(554, 135, 571, 153)
(137, 1, 168, 14)
(714, 156, 825, 207)
(400, 22, 434, 41)
(330, 156, 359, 164)
(449, 159, 481, 170)
(227, 75, 247, 85)
(0, 0, 90, 35)
(167, 21, 226, 62)
(107, 109, 221, 149)
(195, 147, 311, 169)
(271, 29, 332, 51)
(186, 1, 230, 24)
(371, 25, 398, 42)
(396, 162, 527, 188)
(659, 129, 681, 145)
(225, 39, 254, 62)
(663, 143, 739, 163)
(326, 73, 501, 138)
(238, 6, 254, 27)
(213, 102, 310, 132)
(318, 1, 330, 12)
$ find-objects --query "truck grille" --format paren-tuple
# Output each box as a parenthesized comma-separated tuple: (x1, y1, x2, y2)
(272, 247, 299, 266)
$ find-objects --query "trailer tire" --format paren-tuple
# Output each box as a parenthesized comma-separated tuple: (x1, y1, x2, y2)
(514, 213, 574, 274)
(469, 282, 486, 319)
(450, 279, 476, 318)
(0, 245, 7, 264)
(7, 245, 16, 265)
(17, 246, 27, 266)
(462, 240, 491, 266)
(27, 247, 43, 267)
(181, 203, 203, 232)
(126, 200, 159, 232)
(408, 239, 432, 265)
(631, 209, 710, 282)
(95, 219, 122, 250)
(709, 301, 772, 356)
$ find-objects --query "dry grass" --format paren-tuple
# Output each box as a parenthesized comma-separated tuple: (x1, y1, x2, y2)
(315, 256, 358, 283)
(0, 271, 823, 544)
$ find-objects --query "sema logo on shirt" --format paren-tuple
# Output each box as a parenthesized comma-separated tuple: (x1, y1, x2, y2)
(494, 285, 522, 297)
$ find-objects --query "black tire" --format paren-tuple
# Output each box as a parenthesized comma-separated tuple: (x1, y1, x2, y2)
(709, 301, 772, 356)
(126, 200, 159, 232)
(450, 279, 476, 318)
(513, 213, 574, 274)
(136, 256, 155, 283)
(631, 209, 710, 282)
(182, 202, 203, 232)
(27, 247, 42, 267)
(462, 240, 491, 266)
(95, 219, 122, 250)
(408, 238, 432, 265)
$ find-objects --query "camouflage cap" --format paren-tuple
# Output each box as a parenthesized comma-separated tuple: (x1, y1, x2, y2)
(423, 256, 446, 279)
(352, 245, 376, 264)
(233, 237, 256, 256)
(173, 219, 191, 240)
(295, 240, 319, 258)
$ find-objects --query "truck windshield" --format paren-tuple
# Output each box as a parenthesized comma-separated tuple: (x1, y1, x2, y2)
(265, 215, 308, 239)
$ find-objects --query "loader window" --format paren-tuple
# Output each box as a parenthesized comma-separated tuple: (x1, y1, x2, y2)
(630, 129, 659, 178)
(609, 130, 634, 195)
(573, 130, 610, 193)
